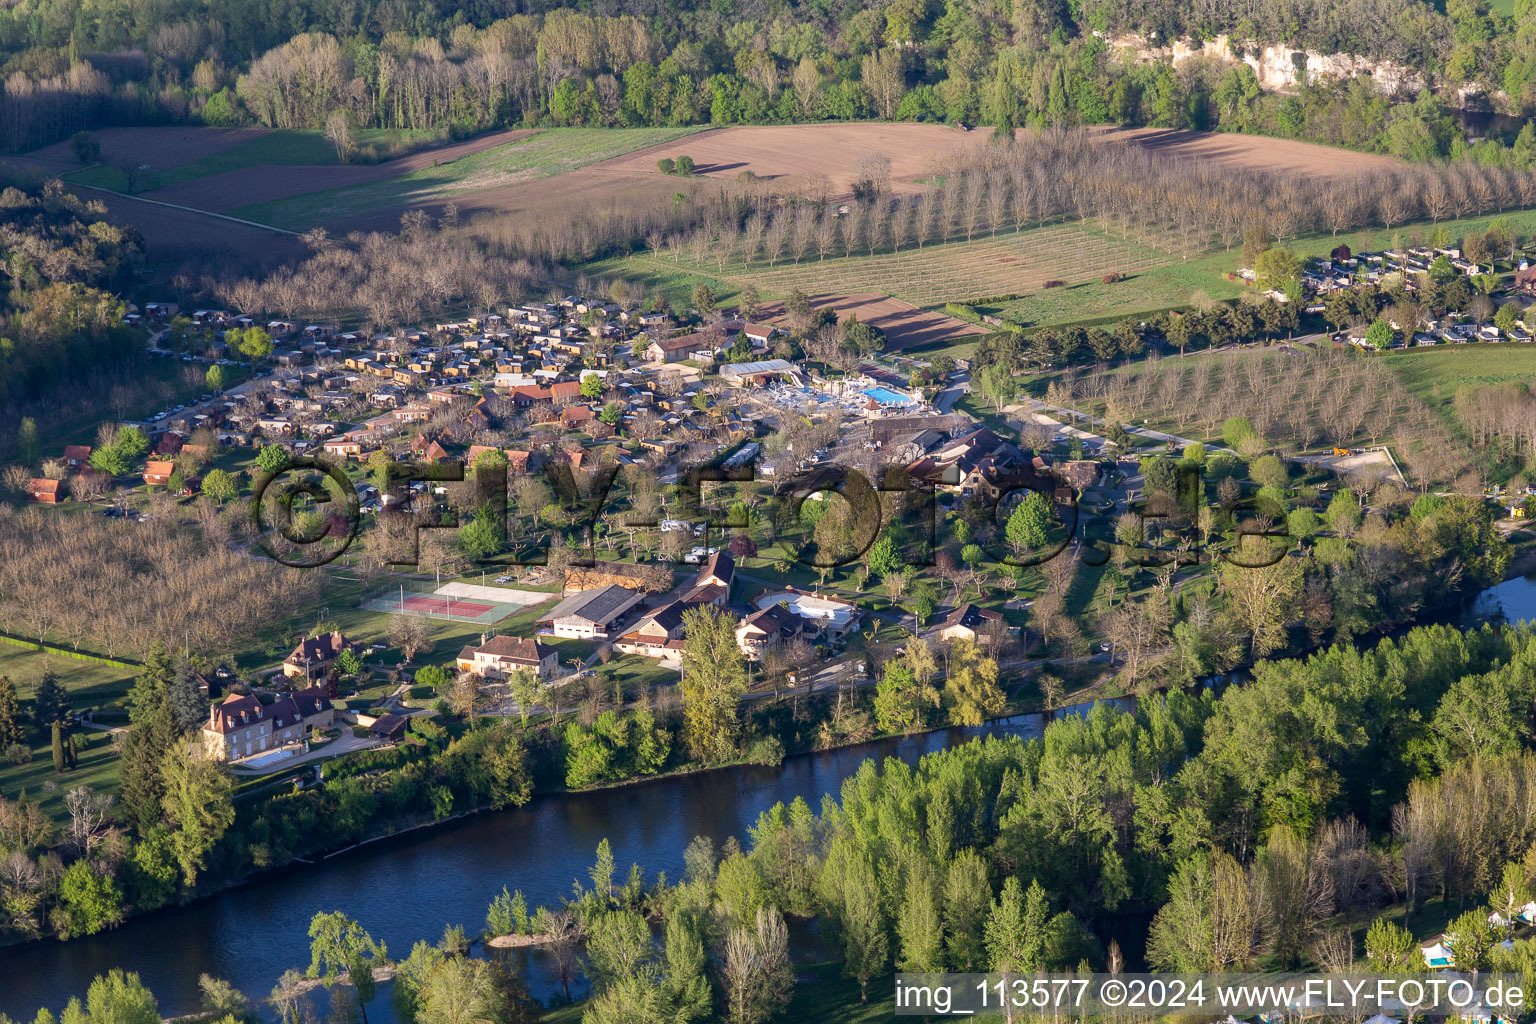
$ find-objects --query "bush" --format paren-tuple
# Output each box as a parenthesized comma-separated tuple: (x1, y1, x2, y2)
(656, 157, 675, 175)
(326, 745, 414, 779)
(69, 131, 100, 163)
(409, 717, 446, 742)
(1102, 272, 1121, 283)
(745, 736, 784, 767)
(1043, 280, 1066, 289)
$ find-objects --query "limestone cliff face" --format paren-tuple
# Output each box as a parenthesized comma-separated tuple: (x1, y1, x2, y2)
(1103, 32, 1429, 97)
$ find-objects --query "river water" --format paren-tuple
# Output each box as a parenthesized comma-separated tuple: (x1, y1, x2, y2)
(5, 573, 1531, 1020)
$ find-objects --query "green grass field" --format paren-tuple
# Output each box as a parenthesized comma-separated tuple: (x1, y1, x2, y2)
(994, 208, 1536, 328)
(0, 724, 122, 826)
(618, 221, 1181, 310)
(63, 129, 446, 194)
(231, 127, 703, 230)
(600, 654, 679, 694)
(1381, 344, 1536, 414)
(0, 644, 136, 707)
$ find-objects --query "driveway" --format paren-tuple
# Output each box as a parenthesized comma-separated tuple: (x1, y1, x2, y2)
(933, 372, 970, 413)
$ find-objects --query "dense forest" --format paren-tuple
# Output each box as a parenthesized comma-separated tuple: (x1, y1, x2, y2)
(0, 178, 142, 411)
(2, 0, 1536, 157)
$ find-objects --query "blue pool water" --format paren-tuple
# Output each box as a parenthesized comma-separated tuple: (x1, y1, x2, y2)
(863, 386, 909, 404)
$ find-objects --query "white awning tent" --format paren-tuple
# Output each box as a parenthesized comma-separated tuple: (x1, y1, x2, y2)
(1421, 940, 1455, 968)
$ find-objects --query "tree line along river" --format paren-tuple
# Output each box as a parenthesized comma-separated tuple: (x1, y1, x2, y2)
(3, 573, 1531, 1021)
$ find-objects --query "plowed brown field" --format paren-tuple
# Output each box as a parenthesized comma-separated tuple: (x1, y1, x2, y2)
(1093, 126, 1398, 178)
(602, 122, 984, 196)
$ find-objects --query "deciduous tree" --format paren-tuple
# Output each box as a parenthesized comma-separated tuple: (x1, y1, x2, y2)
(160, 742, 235, 887)
(679, 605, 748, 762)
(942, 639, 1004, 726)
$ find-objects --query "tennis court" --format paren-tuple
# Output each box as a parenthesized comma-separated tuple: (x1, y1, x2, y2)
(402, 595, 495, 616)
(360, 584, 528, 624)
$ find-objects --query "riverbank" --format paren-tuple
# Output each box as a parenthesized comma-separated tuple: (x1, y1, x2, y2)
(6, 539, 1515, 961)
(1503, 533, 1536, 578)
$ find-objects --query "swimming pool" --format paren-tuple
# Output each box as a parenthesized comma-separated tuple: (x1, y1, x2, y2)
(863, 386, 910, 405)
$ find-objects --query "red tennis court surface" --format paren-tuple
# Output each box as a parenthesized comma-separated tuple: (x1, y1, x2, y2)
(399, 595, 494, 616)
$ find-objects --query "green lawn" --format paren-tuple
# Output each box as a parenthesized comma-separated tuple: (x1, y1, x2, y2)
(600, 654, 680, 696)
(231, 127, 703, 230)
(0, 644, 136, 707)
(63, 128, 447, 194)
(548, 637, 599, 665)
(0, 726, 122, 826)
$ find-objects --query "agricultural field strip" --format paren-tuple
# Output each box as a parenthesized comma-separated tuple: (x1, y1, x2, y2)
(633, 222, 1179, 308)
(226, 127, 704, 229)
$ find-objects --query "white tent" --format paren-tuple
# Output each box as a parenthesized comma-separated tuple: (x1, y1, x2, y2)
(1364, 1014, 1401, 1024)
(1422, 940, 1455, 968)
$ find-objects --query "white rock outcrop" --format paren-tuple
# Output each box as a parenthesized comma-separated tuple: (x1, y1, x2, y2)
(1104, 32, 1428, 96)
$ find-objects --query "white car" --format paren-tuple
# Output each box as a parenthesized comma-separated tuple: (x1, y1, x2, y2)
(494, 576, 512, 584)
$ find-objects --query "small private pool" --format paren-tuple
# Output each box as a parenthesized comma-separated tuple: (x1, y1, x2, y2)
(862, 386, 911, 405)
(240, 746, 297, 769)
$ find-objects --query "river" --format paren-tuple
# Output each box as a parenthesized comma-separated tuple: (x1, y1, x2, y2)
(5, 572, 1530, 1021)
